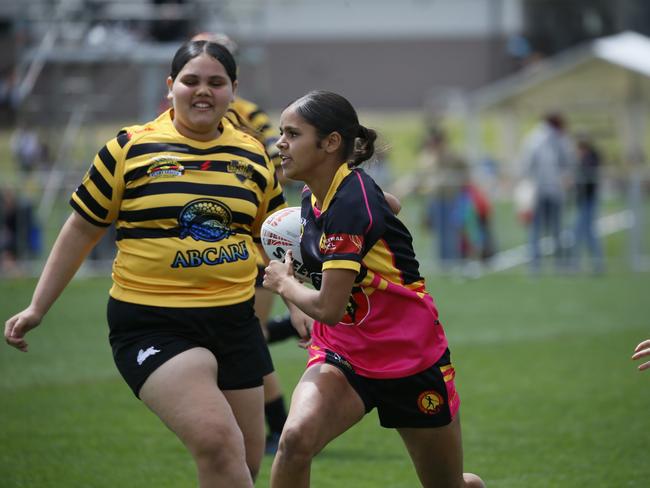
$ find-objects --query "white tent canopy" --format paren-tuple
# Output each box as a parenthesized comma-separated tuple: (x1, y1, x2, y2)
(464, 31, 649, 270)
(467, 31, 650, 168)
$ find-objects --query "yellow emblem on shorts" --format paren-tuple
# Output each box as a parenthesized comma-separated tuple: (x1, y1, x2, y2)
(417, 390, 444, 415)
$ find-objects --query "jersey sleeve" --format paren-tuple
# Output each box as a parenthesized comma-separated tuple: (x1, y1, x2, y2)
(69, 133, 127, 226)
(321, 171, 386, 273)
(251, 154, 287, 243)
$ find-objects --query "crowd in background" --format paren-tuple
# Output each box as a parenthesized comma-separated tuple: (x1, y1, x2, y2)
(1, 108, 613, 278)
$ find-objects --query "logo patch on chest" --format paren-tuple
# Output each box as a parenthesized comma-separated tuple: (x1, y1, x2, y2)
(227, 160, 254, 182)
(147, 156, 184, 178)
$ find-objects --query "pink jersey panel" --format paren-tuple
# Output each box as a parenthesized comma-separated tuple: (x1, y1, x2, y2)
(311, 281, 448, 379)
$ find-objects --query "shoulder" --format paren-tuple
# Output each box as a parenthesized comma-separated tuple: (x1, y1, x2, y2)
(224, 118, 267, 155)
(115, 111, 171, 147)
(338, 169, 380, 202)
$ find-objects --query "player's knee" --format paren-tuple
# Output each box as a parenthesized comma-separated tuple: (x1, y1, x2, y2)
(189, 421, 246, 467)
(276, 423, 318, 462)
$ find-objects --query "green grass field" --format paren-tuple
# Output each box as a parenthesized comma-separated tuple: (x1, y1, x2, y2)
(2, 115, 650, 487)
(1, 223, 649, 487)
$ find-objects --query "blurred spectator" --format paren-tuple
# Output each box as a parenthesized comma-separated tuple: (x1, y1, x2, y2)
(570, 133, 605, 274)
(10, 126, 44, 174)
(393, 128, 470, 271)
(0, 68, 19, 122)
(518, 112, 575, 273)
(458, 184, 495, 263)
(150, 0, 192, 42)
(0, 188, 19, 274)
(1, 188, 41, 275)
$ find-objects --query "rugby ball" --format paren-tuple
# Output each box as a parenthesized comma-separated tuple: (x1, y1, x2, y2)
(261, 207, 311, 282)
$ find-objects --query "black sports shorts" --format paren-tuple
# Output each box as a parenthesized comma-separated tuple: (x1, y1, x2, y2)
(323, 348, 460, 428)
(107, 297, 273, 398)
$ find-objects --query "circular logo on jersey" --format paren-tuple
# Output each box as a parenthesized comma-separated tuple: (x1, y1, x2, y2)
(417, 390, 444, 415)
(340, 288, 370, 326)
(178, 198, 235, 242)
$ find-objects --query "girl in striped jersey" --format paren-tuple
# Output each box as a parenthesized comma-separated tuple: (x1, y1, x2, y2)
(263, 91, 484, 488)
(4, 41, 310, 487)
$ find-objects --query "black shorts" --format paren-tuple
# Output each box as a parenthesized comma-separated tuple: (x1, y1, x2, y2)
(324, 348, 460, 428)
(107, 297, 274, 398)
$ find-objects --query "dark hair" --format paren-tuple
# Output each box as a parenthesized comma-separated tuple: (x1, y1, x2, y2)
(290, 90, 377, 167)
(544, 112, 565, 130)
(169, 40, 237, 83)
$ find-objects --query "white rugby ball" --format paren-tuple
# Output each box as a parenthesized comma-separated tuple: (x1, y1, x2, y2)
(261, 207, 311, 282)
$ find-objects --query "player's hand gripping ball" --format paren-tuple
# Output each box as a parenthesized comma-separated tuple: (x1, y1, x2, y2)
(261, 207, 312, 283)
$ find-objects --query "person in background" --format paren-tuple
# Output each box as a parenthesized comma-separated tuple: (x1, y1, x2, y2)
(411, 128, 470, 272)
(571, 133, 605, 274)
(632, 340, 650, 371)
(263, 90, 484, 488)
(5, 40, 310, 487)
(191, 31, 293, 454)
(519, 112, 575, 274)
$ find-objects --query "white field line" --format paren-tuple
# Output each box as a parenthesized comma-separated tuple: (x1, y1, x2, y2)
(488, 210, 634, 273)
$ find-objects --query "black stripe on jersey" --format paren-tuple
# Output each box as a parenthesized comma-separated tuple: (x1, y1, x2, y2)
(383, 227, 424, 285)
(249, 109, 264, 119)
(116, 226, 252, 240)
(88, 165, 113, 200)
(126, 143, 267, 167)
(268, 193, 286, 211)
(122, 182, 260, 207)
(258, 123, 271, 132)
(74, 185, 109, 220)
(98, 145, 117, 176)
(116, 131, 130, 148)
(70, 198, 111, 227)
(119, 206, 255, 227)
(123, 160, 268, 191)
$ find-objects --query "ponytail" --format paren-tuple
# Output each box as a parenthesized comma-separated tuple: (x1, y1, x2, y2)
(350, 124, 377, 167)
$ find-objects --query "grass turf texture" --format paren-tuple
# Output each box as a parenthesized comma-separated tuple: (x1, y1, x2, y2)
(2, 257, 649, 487)
(1, 114, 649, 486)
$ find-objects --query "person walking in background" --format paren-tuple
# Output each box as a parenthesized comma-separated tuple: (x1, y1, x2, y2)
(519, 112, 575, 274)
(263, 90, 484, 488)
(191, 31, 292, 454)
(4, 40, 310, 487)
(571, 133, 605, 274)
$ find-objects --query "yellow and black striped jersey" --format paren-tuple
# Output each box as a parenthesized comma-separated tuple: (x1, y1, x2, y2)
(228, 96, 280, 167)
(70, 109, 286, 308)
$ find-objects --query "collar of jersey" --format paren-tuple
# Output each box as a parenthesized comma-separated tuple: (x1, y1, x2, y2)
(311, 162, 351, 214)
(163, 108, 230, 146)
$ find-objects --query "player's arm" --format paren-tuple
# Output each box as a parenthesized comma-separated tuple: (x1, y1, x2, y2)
(383, 191, 401, 215)
(263, 250, 356, 325)
(4, 212, 107, 352)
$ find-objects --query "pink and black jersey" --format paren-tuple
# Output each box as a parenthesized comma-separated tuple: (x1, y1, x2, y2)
(300, 164, 449, 379)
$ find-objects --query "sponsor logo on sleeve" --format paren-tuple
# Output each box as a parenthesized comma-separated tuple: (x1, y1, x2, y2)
(319, 233, 364, 255)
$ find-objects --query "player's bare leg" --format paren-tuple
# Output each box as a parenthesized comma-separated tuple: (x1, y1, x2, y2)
(270, 363, 366, 488)
(397, 414, 485, 488)
(140, 348, 255, 488)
